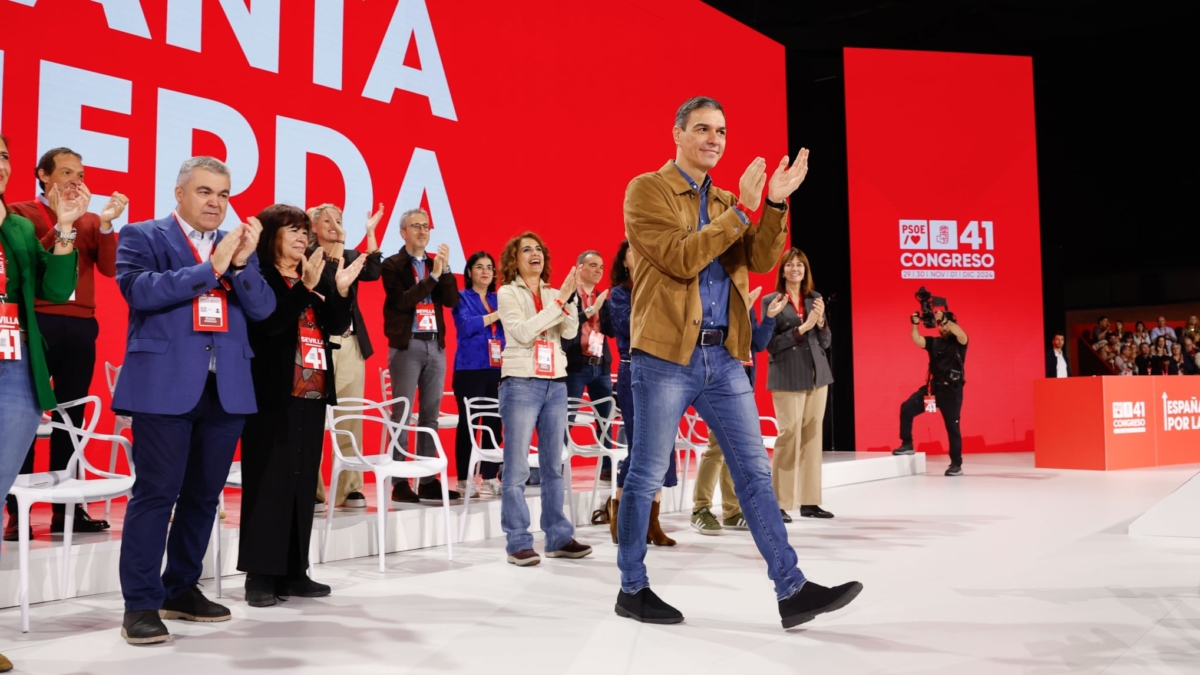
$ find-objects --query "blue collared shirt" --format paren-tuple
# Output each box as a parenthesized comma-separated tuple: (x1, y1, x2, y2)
(673, 162, 747, 330)
(410, 253, 437, 333)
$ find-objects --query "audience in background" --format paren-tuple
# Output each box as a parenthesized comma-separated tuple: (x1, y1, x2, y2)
(1149, 316, 1176, 348)
(1083, 314, 1199, 376)
(1131, 321, 1151, 346)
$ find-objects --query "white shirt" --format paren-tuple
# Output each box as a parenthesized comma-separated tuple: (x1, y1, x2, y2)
(1054, 349, 1068, 378)
(175, 212, 216, 262)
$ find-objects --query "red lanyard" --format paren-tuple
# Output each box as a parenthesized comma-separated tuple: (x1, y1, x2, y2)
(175, 213, 231, 290)
(0, 242, 9, 298)
(788, 293, 804, 319)
(480, 292, 497, 337)
(34, 199, 57, 234)
(529, 286, 543, 313)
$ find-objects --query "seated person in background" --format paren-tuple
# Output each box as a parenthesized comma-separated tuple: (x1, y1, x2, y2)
(1105, 333, 1121, 356)
(1091, 316, 1111, 346)
(1132, 321, 1152, 346)
(1135, 343, 1155, 375)
(1171, 343, 1197, 375)
(1112, 321, 1125, 341)
(1149, 316, 1175, 348)
(1152, 336, 1169, 358)
(1183, 316, 1200, 345)
(1097, 345, 1116, 371)
(1153, 353, 1179, 376)
(1182, 336, 1199, 367)
(1115, 345, 1136, 376)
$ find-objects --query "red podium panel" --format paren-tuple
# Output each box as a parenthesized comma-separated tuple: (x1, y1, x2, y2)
(1034, 376, 1200, 470)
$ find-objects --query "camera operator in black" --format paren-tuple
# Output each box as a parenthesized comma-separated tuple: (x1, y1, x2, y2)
(893, 310, 969, 476)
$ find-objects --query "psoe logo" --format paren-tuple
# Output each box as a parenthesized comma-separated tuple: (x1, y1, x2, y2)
(1162, 393, 1200, 431)
(1111, 400, 1146, 434)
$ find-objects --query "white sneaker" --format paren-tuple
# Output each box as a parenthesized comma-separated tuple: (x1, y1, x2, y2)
(457, 480, 481, 499)
(481, 478, 502, 497)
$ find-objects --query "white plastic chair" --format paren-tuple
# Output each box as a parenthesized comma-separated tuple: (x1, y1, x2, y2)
(103, 362, 133, 519)
(322, 397, 453, 572)
(565, 396, 626, 526)
(760, 416, 781, 452)
(210, 462, 243, 598)
(8, 395, 135, 633)
(377, 369, 458, 456)
(457, 397, 504, 541)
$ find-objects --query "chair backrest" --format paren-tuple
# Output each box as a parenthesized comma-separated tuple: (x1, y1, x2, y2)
(105, 362, 122, 396)
(41, 396, 134, 483)
(567, 396, 618, 448)
(327, 396, 446, 463)
(464, 397, 504, 459)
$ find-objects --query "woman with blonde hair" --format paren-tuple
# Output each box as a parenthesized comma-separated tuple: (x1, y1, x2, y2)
(495, 231, 592, 566)
(764, 248, 834, 520)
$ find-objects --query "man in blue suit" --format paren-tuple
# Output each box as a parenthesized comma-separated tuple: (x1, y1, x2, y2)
(113, 156, 275, 644)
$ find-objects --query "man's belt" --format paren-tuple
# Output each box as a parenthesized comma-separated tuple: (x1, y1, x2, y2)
(411, 332, 437, 341)
(585, 356, 603, 366)
(697, 328, 726, 347)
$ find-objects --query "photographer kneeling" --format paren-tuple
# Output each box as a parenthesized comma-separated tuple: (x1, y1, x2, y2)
(892, 310, 969, 476)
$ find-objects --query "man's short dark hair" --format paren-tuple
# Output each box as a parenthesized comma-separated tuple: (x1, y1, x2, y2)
(35, 147, 83, 192)
(1097, 315, 1108, 322)
(675, 96, 724, 130)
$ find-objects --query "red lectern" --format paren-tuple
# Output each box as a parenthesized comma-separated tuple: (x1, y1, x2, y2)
(1033, 376, 1200, 470)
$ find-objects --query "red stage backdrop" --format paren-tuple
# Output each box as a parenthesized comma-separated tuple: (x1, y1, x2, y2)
(0, 1, 786, 476)
(844, 48, 1043, 454)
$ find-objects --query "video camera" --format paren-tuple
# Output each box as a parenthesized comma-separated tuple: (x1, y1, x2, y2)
(914, 286, 955, 329)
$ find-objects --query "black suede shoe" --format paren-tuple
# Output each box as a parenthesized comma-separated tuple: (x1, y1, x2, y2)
(285, 576, 332, 598)
(122, 609, 170, 644)
(800, 505, 834, 519)
(391, 480, 420, 505)
(159, 585, 231, 622)
(780, 509, 793, 523)
(615, 588, 684, 624)
(51, 506, 111, 533)
(417, 479, 461, 503)
(2, 517, 30, 542)
(779, 581, 864, 629)
(945, 464, 963, 476)
(245, 575, 278, 607)
(892, 443, 915, 456)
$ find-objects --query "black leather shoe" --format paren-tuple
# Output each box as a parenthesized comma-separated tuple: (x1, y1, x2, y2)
(800, 505, 834, 519)
(159, 585, 231, 622)
(122, 609, 170, 644)
(284, 576, 331, 598)
(892, 444, 915, 456)
(614, 588, 684, 624)
(245, 575, 278, 607)
(779, 581, 864, 629)
(391, 480, 420, 505)
(780, 509, 793, 523)
(2, 518, 31, 542)
(417, 479, 461, 503)
(50, 506, 111, 533)
(945, 464, 963, 476)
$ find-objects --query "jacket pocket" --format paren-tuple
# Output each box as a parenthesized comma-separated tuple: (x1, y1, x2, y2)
(639, 284, 687, 344)
(128, 338, 169, 354)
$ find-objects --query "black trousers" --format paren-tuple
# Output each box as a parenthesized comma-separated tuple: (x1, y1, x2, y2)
(452, 369, 502, 480)
(899, 384, 964, 466)
(238, 397, 327, 578)
(7, 315, 100, 517)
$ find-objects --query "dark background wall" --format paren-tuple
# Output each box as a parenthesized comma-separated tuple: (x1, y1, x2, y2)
(700, 0, 1200, 450)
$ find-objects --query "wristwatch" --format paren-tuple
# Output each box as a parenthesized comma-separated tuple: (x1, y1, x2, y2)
(765, 198, 788, 212)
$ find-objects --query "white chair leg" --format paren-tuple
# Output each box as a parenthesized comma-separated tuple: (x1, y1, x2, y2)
(376, 478, 387, 573)
(106, 439, 119, 519)
(322, 467, 340, 565)
(588, 461, 602, 522)
(19, 499, 32, 633)
(564, 459, 576, 527)
(213, 506, 223, 598)
(458, 457, 476, 543)
(441, 469, 453, 561)
(60, 502, 76, 601)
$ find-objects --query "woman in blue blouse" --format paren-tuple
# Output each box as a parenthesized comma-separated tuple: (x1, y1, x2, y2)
(608, 240, 676, 546)
(452, 251, 505, 497)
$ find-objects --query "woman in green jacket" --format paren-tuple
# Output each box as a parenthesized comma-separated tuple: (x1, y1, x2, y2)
(0, 132, 80, 670)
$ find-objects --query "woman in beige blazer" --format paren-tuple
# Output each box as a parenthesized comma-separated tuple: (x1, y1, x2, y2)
(495, 231, 593, 567)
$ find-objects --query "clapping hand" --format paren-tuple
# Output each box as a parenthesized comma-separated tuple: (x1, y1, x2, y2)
(335, 253, 368, 296)
(749, 286, 762, 307)
(556, 268, 578, 305)
(365, 203, 384, 234)
(810, 297, 826, 326)
(766, 148, 810, 203)
(94, 186, 129, 226)
(766, 293, 787, 318)
(432, 243, 451, 276)
(233, 216, 263, 266)
(48, 184, 89, 230)
(738, 157, 767, 212)
(301, 248, 327, 290)
(593, 289, 609, 313)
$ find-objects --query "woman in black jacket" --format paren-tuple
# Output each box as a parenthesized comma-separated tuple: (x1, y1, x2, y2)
(238, 204, 363, 607)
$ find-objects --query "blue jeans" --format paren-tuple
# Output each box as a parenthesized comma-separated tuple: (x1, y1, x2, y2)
(615, 360, 677, 489)
(618, 346, 807, 601)
(0, 357, 42, 560)
(499, 377, 575, 555)
(566, 362, 616, 470)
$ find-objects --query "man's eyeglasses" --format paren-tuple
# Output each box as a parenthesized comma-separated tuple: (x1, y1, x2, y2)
(405, 223, 431, 232)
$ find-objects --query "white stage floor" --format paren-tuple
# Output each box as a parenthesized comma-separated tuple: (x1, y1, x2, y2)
(3, 452, 1199, 674)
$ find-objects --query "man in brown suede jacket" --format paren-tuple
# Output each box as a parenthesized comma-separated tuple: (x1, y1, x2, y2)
(613, 96, 862, 630)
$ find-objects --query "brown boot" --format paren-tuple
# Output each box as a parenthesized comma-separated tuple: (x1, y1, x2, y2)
(608, 498, 619, 544)
(647, 501, 676, 547)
